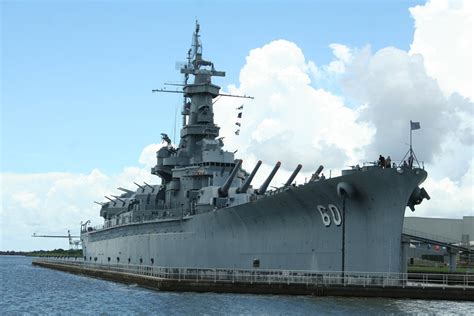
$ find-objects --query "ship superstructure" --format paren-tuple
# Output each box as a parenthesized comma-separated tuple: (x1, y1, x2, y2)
(96, 22, 257, 225)
(81, 22, 429, 274)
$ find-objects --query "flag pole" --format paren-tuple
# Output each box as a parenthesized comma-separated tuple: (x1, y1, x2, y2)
(410, 120, 413, 157)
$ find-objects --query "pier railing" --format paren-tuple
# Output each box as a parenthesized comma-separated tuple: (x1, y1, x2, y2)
(33, 257, 473, 289)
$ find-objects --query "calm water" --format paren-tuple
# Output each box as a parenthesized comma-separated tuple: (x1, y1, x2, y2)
(1, 256, 472, 315)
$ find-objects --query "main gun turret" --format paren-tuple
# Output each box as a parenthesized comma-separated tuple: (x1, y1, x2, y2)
(237, 160, 262, 193)
(218, 160, 243, 197)
(285, 164, 302, 187)
(310, 165, 324, 181)
(258, 161, 281, 195)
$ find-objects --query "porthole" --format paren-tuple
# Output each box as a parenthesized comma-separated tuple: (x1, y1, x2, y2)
(253, 259, 260, 268)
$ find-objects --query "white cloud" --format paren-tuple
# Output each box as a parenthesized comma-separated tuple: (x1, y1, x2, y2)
(11, 191, 41, 210)
(0, 149, 159, 251)
(339, 44, 472, 220)
(342, 45, 473, 170)
(404, 0, 473, 220)
(251, 118, 282, 142)
(412, 159, 473, 218)
(214, 40, 374, 187)
(1, 1, 473, 251)
(330, 43, 353, 64)
(409, 0, 473, 100)
(213, 1, 473, 220)
(306, 60, 320, 79)
(139, 143, 165, 169)
(325, 43, 353, 74)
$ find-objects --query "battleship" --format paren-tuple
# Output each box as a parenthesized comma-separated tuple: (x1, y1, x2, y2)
(80, 22, 430, 274)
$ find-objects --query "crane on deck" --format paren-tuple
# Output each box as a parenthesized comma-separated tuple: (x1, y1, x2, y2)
(31, 230, 81, 250)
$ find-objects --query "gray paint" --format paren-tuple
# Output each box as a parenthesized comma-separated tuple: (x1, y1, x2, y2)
(81, 21, 429, 274)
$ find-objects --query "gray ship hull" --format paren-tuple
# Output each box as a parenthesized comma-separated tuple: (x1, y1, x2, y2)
(82, 167, 427, 273)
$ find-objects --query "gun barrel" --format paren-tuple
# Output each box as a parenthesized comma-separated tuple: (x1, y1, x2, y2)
(133, 182, 145, 192)
(143, 182, 154, 189)
(315, 165, 324, 176)
(112, 195, 126, 203)
(258, 161, 281, 195)
(218, 159, 243, 197)
(237, 160, 262, 193)
(133, 182, 143, 188)
(117, 187, 133, 193)
(310, 165, 324, 181)
(285, 164, 302, 186)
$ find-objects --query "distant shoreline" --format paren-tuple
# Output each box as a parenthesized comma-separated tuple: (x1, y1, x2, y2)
(0, 249, 82, 257)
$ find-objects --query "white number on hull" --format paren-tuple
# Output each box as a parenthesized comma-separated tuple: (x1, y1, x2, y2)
(328, 204, 342, 226)
(317, 204, 342, 227)
(317, 205, 331, 226)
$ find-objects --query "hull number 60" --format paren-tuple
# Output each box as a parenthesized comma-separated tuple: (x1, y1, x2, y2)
(317, 204, 342, 227)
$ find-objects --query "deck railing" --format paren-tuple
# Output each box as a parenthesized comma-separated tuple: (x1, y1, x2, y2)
(33, 257, 473, 289)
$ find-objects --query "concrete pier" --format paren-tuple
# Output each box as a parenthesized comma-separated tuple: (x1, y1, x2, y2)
(448, 247, 458, 273)
(401, 236, 410, 274)
(32, 259, 474, 301)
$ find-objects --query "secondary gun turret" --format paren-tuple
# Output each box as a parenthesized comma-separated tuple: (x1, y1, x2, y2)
(218, 160, 243, 197)
(237, 160, 262, 193)
(258, 161, 281, 195)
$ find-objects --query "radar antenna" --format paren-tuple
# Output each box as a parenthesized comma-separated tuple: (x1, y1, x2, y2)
(152, 19, 253, 130)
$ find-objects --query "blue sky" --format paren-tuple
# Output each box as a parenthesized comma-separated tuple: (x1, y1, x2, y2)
(2, 0, 473, 250)
(1, 0, 424, 174)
